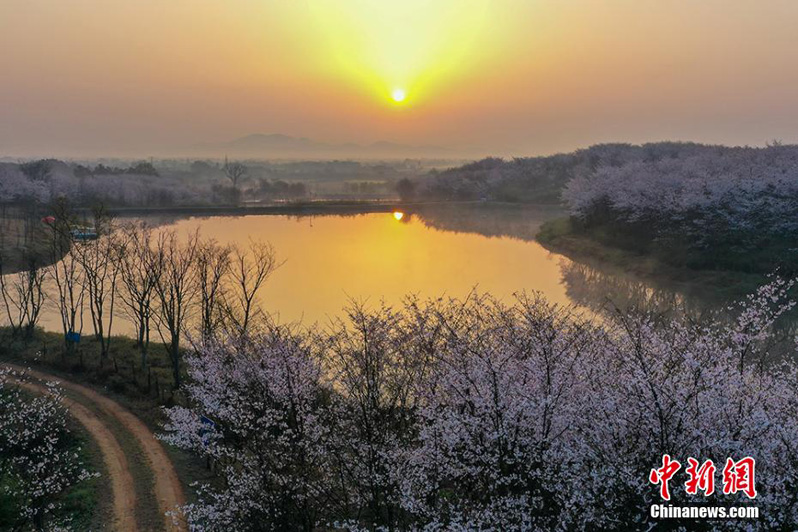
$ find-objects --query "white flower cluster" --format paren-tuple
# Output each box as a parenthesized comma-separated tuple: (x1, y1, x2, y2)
(563, 144, 798, 246)
(163, 281, 798, 531)
(0, 369, 95, 530)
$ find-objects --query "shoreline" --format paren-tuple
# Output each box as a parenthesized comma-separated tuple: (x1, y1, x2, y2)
(79, 199, 562, 218)
(536, 217, 769, 303)
(99, 200, 458, 218)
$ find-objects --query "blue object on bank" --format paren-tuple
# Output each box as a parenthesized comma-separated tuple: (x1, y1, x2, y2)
(199, 415, 216, 446)
(70, 227, 98, 241)
(66, 331, 81, 343)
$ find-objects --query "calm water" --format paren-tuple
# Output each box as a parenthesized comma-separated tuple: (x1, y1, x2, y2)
(32, 206, 710, 336)
(154, 209, 575, 326)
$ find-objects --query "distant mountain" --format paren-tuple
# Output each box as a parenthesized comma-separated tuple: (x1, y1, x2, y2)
(189, 133, 457, 160)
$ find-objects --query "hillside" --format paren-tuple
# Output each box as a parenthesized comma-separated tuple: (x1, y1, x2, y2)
(416, 142, 718, 204)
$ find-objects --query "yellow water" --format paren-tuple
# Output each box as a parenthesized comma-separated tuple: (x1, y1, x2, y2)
(166, 212, 574, 326)
(23, 209, 729, 339)
(31, 210, 584, 336)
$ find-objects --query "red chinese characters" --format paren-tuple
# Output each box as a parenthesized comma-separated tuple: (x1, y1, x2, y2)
(649, 454, 681, 501)
(650, 455, 757, 500)
(722, 457, 757, 499)
(685, 458, 716, 496)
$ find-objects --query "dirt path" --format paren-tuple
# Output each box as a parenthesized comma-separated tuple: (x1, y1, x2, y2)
(4, 364, 187, 532)
(14, 378, 138, 531)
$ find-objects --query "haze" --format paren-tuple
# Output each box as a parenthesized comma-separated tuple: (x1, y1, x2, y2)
(2, 0, 798, 158)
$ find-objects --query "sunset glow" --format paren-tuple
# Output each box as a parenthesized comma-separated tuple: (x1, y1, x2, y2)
(5, 3, 798, 529)
(2, 1, 798, 157)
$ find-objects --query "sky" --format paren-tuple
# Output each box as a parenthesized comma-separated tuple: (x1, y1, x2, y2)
(2, 0, 798, 158)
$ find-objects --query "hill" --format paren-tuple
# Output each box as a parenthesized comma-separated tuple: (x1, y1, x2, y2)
(416, 142, 720, 204)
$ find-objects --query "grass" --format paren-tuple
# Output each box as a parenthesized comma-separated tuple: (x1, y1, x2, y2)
(0, 214, 59, 274)
(0, 327, 215, 522)
(0, 330, 177, 415)
(62, 421, 110, 531)
(536, 217, 770, 303)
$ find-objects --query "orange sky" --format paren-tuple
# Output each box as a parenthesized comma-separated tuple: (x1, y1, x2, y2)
(2, 0, 798, 158)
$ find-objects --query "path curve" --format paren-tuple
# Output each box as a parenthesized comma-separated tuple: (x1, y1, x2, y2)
(11, 378, 137, 531)
(4, 364, 187, 532)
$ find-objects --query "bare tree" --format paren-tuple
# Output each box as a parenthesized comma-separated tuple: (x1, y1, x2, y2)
(0, 254, 48, 338)
(196, 238, 231, 341)
(223, 158, 247, 190)
(224, 240, 280, 335)
(48, 200, 86, 356)
(118, 222, 156, 367)
(75, 207, 120, 362)
(152, 229, 199, 389)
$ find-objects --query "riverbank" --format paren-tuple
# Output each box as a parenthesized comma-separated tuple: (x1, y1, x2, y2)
(2, 200, 469, 274)
(0, 327, 212, 526)
(0, 327, 185, 423)
(0, 215, 60, 274)
(90, 198, 568, 218)
(536, 217, 769, 302)
(99, 199, 459, 218)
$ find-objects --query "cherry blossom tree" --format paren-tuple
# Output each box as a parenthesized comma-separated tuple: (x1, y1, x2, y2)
(0, 368, 96, 530)
(563, 145, 798, 263)
(161, 327, 334, 531)
(323, 301, 425, 529)
(397, 294, 597, 530)
(162, 280, 798, 531)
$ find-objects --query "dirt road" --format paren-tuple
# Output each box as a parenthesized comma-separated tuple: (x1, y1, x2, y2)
(14, 378, 138, 531)
(4, 364, 187, 532)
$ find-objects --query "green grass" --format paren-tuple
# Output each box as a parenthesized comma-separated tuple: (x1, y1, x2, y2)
(0, 327, 215, 522)
(536, 217, 770, 303)
(0, 329, 177, 410)
(62, 423, 109, 531)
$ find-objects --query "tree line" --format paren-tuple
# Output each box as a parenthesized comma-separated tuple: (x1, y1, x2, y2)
(162, 279, 798, 531)
(562, 143, 798, 272)
(0, 201, 280, 390)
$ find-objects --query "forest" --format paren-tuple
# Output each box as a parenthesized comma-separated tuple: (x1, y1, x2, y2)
(560, 143, 798, 273)
(0, 158, 427, 209)
(161, 281, 794, 530)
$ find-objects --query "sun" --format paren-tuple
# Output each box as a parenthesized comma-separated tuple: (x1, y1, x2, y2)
(391, 88, 406, 102)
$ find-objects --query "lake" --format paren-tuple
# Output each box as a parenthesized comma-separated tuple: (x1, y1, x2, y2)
(31, 205, 716, 336)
